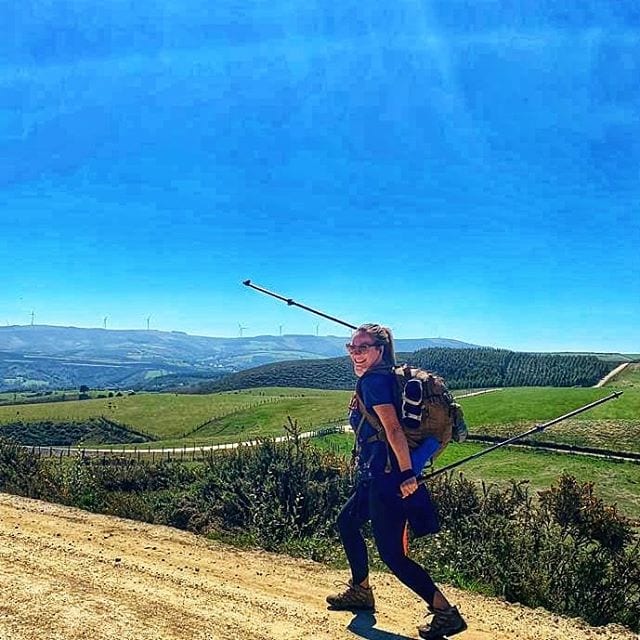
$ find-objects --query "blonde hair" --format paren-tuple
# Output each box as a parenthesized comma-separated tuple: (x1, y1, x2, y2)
(355, 323, 396, 367)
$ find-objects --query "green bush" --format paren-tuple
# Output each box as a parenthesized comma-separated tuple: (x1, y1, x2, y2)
(414, 474, 639, 630)
(0, 418, 150, 446)
(0, 438, 50, 497)
(197, 423, 352, 552)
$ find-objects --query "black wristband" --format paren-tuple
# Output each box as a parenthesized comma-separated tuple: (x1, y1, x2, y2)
(399, 469, 415, 483)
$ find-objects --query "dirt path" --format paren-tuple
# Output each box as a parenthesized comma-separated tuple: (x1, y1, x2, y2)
(0, 493, 635, 640)
(594, 362, 630, 388)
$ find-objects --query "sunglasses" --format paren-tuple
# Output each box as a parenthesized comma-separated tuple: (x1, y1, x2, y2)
(345, 343, 381, 355)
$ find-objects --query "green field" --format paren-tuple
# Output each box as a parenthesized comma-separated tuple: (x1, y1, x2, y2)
(0, 388, 352, 444)
(609, 363, 640, 388)
(1, 382, 638, 450)
(460, 386, 640, 452)
(0, 389, 107, 405)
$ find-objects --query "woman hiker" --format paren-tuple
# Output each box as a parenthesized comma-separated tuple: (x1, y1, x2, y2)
(326, 323, 467, 640)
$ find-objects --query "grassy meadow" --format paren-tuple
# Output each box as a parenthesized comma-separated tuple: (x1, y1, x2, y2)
(0, 387, 352, 445)
(460, 386, 640, 453)
(1, 383, 637, 449)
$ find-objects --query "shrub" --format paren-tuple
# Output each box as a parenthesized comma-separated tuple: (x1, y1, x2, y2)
(197, 420, 352, 552)
(413, 473, 639, 631)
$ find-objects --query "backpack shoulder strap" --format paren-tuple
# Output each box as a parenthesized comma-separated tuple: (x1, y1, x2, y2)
(354, 389, 396, 473)
(355, 392, 385, 443)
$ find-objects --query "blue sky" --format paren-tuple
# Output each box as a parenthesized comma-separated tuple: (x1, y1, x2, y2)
(1, 2, 639, 352)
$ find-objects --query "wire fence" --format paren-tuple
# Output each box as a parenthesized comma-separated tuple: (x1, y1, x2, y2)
(22, 424, 347, 463)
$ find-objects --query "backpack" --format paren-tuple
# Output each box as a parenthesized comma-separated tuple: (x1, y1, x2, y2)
(355, 365, 467, 474)
(394, 365, 468, 448)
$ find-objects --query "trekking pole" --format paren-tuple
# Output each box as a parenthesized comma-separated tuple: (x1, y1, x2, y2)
(242, 280, 358, 330)
(422, 390, 623, 480)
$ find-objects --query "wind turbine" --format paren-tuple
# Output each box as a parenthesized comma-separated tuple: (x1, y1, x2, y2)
(279, 324, 283, 336)
(146, 316, 151, 331)
(30, 311, 35, 326)
(103, 316, 108, 329)
(238, 323, 247, 337)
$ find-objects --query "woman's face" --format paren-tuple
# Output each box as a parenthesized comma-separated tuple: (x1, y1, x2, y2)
(347, 330, 383, 377)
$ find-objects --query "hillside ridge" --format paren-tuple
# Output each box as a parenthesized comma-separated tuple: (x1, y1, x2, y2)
(0, 325, 478, 392)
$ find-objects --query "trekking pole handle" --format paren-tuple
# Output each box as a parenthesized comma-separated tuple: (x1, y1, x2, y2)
(242, 280, 358, 330)
(422, 390, 623, 480)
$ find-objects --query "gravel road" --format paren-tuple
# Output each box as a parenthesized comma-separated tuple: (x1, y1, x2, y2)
(0, 493, 635, 640)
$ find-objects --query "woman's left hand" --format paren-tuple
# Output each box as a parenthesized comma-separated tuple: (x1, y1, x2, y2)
(399, 476, 419, 498)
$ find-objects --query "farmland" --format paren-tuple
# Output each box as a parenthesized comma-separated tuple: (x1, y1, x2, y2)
(0, 388, 352, 445)
(0, 368, 638, 517)
(316, 435, 640, 519)
(0, 384, 637, 450)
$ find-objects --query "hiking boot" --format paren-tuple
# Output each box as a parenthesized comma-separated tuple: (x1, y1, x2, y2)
(418, 605, 467, 639)
(326, 580, 375, 611)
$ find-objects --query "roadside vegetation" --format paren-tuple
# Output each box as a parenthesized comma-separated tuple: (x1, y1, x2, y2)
(608, 362, 640, 389)
(0, 432, 637, 632)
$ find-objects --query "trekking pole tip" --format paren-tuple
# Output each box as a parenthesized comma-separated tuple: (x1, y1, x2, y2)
(242, 279, 251, 286)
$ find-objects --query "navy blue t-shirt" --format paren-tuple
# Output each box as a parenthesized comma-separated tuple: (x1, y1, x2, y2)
(349, 370, 399, 479)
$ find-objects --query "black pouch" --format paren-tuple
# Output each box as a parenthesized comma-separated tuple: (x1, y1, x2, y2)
(403, 483, 440, 537)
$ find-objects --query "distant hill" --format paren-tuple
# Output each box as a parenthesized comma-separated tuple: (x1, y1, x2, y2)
(0, 325, 479, 392)
(192, 348, 621, 393)
(547, 352, 639, 363)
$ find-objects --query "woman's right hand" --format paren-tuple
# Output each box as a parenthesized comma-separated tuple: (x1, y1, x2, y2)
(399, 475, 418, 498)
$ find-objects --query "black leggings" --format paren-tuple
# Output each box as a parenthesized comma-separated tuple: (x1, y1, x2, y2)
(337, 478, 438, 606)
